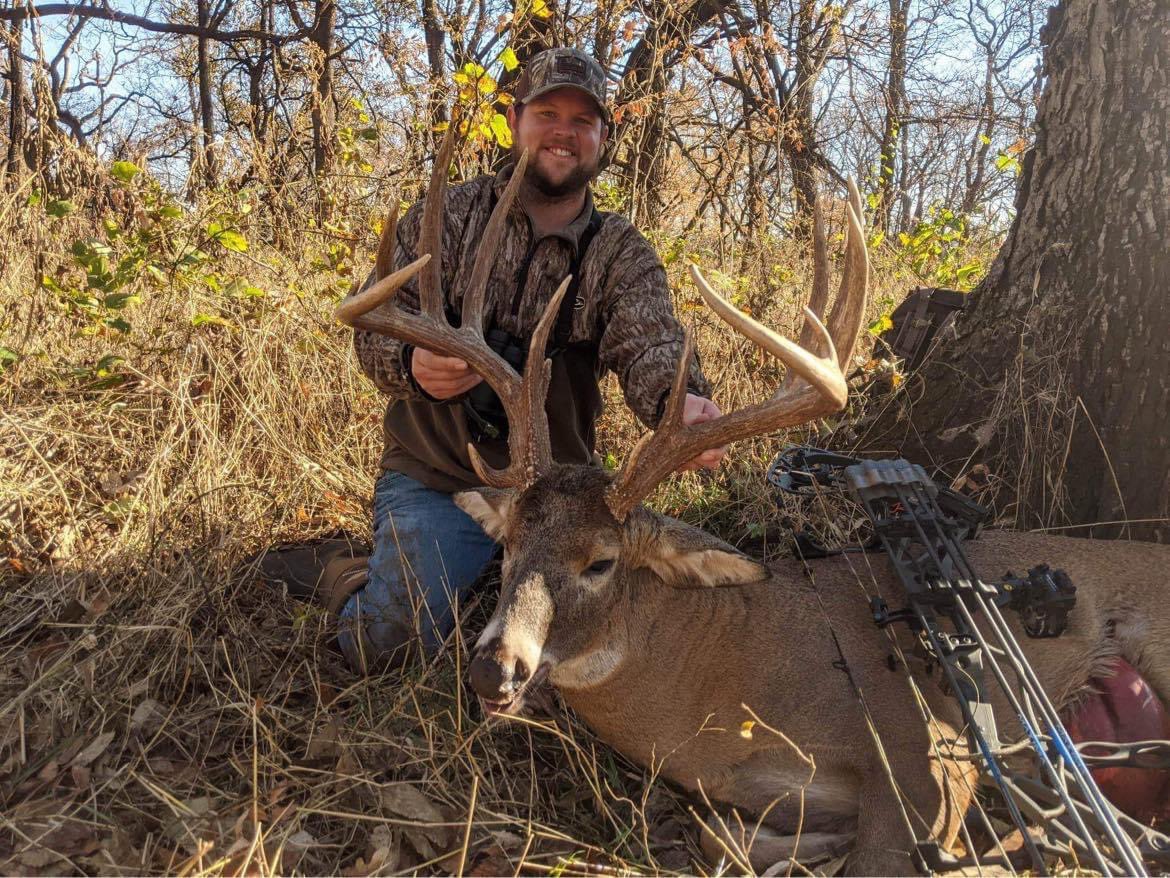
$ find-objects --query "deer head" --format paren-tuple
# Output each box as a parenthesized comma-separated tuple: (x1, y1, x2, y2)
(335, 127, 869, 715)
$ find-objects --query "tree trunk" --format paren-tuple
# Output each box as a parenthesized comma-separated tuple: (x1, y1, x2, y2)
(310, 0, 336, 178)
(419, 0, 447, 139)
(196, 0, 217, 188)
(872, 0, 908, 232)
(787, 0, 825, 238)
(959, 56, 996, 217)
(865, 0, 1170, 543)
(5, 10, 28, 182)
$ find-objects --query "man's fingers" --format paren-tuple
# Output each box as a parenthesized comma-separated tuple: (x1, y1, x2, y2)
(675, 447, 725, 473)
(415, 348, 470, 373)
(420, 374, 483, 399)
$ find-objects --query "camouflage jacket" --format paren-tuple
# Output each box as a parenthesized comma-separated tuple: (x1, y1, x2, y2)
(354, 163, 711, 493)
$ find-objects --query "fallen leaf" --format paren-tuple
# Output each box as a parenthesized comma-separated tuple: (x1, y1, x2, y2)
(364, 824, 399, 873)
(468, 846, 512, 876)
(70, 764, 91, 788)
(130, 699, 166, 736)
(306, 719, 341, 760)
(380, 784, 452, 857)
(71, 731, 115, 768)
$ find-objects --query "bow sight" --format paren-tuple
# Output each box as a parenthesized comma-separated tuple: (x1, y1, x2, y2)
(768, 446, 1170, 875)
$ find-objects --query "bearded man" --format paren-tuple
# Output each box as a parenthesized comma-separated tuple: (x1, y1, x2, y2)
(263, 48, 724, 672)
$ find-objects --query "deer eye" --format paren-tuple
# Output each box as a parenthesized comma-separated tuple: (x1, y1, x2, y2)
(584, 558, 615, 576)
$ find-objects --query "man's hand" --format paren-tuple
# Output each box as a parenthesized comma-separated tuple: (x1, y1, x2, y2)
(412, 347, 483, 400)
(677, 393, 726, 472)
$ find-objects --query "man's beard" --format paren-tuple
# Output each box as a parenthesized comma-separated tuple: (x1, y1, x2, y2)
(515, 146, 598, 198)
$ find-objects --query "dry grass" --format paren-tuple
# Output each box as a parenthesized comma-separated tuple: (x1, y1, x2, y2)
(0, 162, 922, 877)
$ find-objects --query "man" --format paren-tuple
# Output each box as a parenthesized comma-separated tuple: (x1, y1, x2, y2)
(264, 47, 723, 672)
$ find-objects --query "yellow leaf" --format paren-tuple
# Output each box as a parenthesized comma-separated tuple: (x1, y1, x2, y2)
(490, 112, 513, 148)
(739, 721, 755, 739)
(432, 121, 449, 132)
(478, 73, 498, 95)
(532, 0, 552, 18)
(501, 47, 519, 71)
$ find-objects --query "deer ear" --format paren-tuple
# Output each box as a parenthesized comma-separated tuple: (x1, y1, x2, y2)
(629, 512, 768, 588)
(454, 488, 514, 542)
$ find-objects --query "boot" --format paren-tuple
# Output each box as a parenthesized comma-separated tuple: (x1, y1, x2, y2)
(254, 538, 370, 613)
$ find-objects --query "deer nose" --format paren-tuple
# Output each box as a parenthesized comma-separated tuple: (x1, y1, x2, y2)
(469, 639, 531, 700)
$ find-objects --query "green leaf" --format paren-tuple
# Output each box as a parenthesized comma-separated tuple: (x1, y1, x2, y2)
(46, 199, 75, 218)
(111, 160, 141, 182)
(955, 263, 981, 283)
(104, 317, 132, 333)
(159, 204, 183, 219)
(0, 346, 20, 371)
(191, 313, 237, 330)
(103, 292, 141, 310)
(867, 313, 894, 335)
(501, 46, 519, 72)
(180, 249, 210, 267)
(208, 222, 249, 252)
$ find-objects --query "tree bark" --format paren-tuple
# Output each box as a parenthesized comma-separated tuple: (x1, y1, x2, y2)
(419, 0, 447, 138)
(872, 0, 908, 232)
(865, 0, 1170, 543)
(196, 0, 218, 188)
(5, 9, 28, 182)
(309, 0, 336, 178)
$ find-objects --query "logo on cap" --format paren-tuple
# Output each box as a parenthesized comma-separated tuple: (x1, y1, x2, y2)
(554, 55, 588, 80)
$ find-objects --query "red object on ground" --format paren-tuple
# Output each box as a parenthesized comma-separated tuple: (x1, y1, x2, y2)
(1063, 657, 1170, 825)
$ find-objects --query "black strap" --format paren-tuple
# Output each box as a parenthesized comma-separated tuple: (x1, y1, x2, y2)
(549, 207, 604, 356)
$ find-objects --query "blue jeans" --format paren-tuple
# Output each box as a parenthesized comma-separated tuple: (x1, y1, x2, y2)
(338, 470, 499, 671)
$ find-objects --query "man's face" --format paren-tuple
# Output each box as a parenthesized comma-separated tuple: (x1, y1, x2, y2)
(507, 88, 608, 197)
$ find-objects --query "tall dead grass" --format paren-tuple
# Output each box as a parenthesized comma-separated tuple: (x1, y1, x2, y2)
(0, 160, 908, 877)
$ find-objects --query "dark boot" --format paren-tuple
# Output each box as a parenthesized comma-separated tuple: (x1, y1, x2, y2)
(254, 538, 370, 613)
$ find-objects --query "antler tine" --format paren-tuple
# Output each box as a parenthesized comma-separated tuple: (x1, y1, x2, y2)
(418, 121, 458, 318)
(605, 182, 870, 522)
(780, 194, 831, 391)
(804, 193, 831, 352)
(335, 253, 432, 323)
(462, 149, 529, 335)
(374, 202, 399, 282)
(468, 274, 571, 488)
(824, 179, 870, 369)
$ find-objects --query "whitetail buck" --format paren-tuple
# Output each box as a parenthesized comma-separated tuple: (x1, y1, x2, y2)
(337, 137, 1170, 874)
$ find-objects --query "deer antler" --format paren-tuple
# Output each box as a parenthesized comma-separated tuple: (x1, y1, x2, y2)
(334, 126, 564, 491)
(605, 180, 870, 522)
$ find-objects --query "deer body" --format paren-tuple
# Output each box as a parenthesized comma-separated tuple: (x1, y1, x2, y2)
(460, 472, 1170, 873)
(335, 143, 1167, 873)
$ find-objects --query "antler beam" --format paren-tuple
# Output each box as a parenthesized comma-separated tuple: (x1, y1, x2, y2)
(604, 183, 870, 522)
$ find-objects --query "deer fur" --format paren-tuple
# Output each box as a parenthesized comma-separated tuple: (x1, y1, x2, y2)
(457, 464, 1170, 875)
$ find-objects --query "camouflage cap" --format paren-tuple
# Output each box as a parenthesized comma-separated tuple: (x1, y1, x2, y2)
(513, 47, 610, 124)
